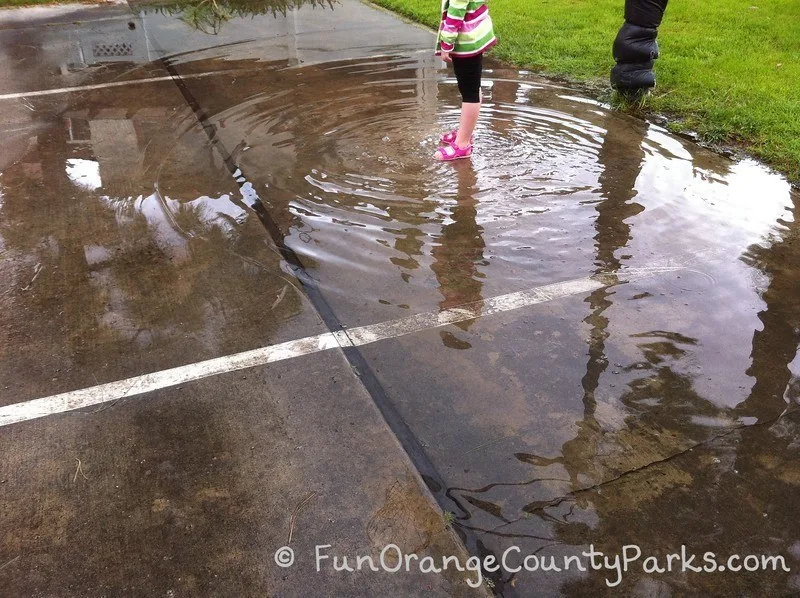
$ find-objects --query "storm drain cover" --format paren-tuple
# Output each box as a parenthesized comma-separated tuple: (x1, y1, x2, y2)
(92, 41, 134, 58)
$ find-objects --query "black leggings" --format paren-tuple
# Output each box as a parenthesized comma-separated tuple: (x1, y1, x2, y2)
(452, 53, 483, 104)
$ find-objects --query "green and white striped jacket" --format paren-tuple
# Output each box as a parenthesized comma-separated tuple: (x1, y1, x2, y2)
(436, 0, 497, 57)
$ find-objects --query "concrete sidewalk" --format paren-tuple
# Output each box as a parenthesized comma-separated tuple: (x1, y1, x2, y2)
(0, 3, 484, 596)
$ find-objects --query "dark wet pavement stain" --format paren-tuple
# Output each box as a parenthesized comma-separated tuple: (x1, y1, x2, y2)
(0, 69, 321, 404)
(1, 2, 799, 595)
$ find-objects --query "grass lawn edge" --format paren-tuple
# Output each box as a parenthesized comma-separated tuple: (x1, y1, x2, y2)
(368, 0, 799, 187)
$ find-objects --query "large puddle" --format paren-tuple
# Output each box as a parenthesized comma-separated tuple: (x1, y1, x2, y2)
(1, 2, 799, 594)
(163, 47, 800, 594)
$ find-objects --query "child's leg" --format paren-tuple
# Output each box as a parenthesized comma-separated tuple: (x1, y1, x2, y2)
(452, 53, 483, 147)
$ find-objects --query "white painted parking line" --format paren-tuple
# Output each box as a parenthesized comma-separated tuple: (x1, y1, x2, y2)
(0, 69, 248, 101)
(0, 333, 343, 428)
(0, 275, 609, 428)
(0, 49, 436, 101)
(343, 277, 603, 346)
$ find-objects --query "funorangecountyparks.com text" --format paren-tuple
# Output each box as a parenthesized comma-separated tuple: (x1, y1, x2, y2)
(279, 544, 793, 588)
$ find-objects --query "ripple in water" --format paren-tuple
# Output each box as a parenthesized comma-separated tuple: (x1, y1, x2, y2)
(166, 54, 794, 326)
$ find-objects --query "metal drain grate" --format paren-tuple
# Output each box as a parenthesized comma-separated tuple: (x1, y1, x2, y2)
(92, 41, 134, 58)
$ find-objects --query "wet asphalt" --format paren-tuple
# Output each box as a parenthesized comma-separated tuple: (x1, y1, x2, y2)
(1, 1, 799, 596)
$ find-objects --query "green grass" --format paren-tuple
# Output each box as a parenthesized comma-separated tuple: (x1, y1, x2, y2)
(372, 0, 800, 182)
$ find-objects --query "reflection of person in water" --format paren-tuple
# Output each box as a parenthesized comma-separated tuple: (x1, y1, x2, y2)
(521, 118, 651, 498)
(430, 162, 486, 349)
(738, 191, 800, 423)
(580, 119, 647, 413)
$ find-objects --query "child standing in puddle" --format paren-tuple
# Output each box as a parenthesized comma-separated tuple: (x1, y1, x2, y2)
(434, 0, 497, 161)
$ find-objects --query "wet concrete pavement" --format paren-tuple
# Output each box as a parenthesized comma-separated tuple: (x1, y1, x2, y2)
(0, 3, 480, 596)
(1, 1, 799, 596)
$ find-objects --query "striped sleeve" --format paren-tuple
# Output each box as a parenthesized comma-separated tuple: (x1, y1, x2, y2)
(439, 0, 469, 51)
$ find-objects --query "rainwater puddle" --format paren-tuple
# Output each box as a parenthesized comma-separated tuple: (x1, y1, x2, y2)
(170, 52, 797, 327)
(167, 47, 799, 594)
